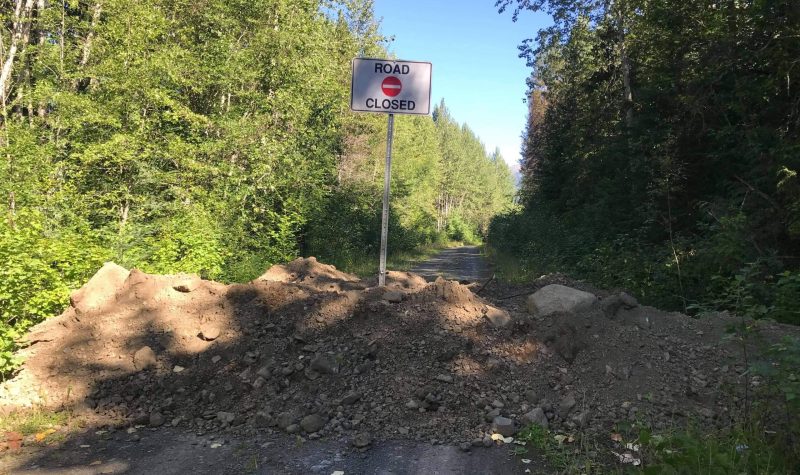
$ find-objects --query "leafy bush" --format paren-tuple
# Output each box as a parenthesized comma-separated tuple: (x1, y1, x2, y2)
(0, 211, 108, 376)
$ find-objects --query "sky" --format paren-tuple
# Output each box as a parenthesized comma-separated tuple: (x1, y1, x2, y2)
(372, 1, 551, 171)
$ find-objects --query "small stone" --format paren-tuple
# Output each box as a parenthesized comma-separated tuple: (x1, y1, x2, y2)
(342, 392, 362, 405)
(405, 399, 420, 409)
(310, 355, 338, 375)
(133, 346, 157, 370)
(382, 291, 403, 303)
(571, 412, 588, 428)
(254, 412, 272, 428)
(211, 355, 222, 364)
(199, 326, 220, 341)
(173, 365, 185, 373)
(353, 433, 372, 448)
(398, 427, 409, 435)
(149, 412, 164, 427)
(482, 436, 493, 448)
(492, 416, 515, 437)
(491, 400, 505, 409)
(286, 424, 300, 434)
(252, 377, 267, 389)
(559, 394, 576, 416)
(619, 292, 638, 308)
(172, 276, 200, 293)
(459, 442, 471, 452)
(216, 412, 235, 425)
(523, 407, 548, 429)
(276, 412, 294, 430)
(484, 306, 512, 328)
(484, 408, 501, 422)
(300, 414, 327, 433)
(435, 374, 454, 383)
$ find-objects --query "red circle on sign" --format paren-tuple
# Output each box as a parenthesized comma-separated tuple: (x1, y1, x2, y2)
(381, 76, 402, 97)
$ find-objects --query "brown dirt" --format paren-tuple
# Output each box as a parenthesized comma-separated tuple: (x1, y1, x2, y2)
(1, 257, 798, 452)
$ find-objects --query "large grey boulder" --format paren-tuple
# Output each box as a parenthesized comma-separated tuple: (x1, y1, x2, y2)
(526, 284, 597, 317)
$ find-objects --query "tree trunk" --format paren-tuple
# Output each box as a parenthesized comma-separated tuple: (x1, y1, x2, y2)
(0, 0, 36, 109)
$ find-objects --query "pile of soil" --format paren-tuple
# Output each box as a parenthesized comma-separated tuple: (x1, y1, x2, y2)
(1, 258, 796, 448)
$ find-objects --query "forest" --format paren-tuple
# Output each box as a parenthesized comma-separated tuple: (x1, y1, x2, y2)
(0, 0, 515, 373)
(490, 0, 800, 324)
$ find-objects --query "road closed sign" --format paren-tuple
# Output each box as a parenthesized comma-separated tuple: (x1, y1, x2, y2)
(351, 58, 432, 115)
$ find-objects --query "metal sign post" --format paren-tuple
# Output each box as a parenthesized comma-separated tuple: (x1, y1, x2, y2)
(350, 58, 432, 286)
(378, 114, 395, 287)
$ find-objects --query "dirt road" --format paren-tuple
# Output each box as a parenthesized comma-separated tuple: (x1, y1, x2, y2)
(411, 246, 491, 282)
(4, 426, 533, 475)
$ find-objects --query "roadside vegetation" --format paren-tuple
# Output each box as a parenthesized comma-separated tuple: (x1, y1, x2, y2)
(490, 0, 800, 471)
(0, 0, 515, 377)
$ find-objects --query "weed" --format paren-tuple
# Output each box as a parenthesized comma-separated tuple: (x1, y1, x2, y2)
(0, 407, 70, 436)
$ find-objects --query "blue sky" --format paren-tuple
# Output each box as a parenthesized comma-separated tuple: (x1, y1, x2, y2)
(372, 1, 550, 170)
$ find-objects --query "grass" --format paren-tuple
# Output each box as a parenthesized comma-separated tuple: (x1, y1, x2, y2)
(0, 407, 72, 436)
(483, 245, 537, 283)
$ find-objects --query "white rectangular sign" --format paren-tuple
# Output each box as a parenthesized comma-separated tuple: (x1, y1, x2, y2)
(351, 58, 432, 115)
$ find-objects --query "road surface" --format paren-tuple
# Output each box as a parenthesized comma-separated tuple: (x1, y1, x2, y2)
(411, 246, 491, 283)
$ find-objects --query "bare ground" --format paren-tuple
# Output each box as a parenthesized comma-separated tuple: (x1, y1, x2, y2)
(1, 250, 797, 474)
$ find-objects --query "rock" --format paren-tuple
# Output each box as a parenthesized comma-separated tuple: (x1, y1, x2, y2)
(352, 433, 372, 448)
(211, 355, 222, 364)
(492, 416, 515, 437)
(523, 407, 549, 429)
(173, 365, 185, 373)
(435, 374, 454, 383)
(254, 412, 272, 428)
(199, 326, 220, 341)
(252, 377, 267, 389)
(491, 399, 505, 409)
(286, 424, 300, 434)
(382, 290, 403, 303)
(484, 306, 512, 328)
(600, 295, 624, 317)
(482, 435, 493, 447)
(559, 394, 577, 416)
(619, 292, 638, 308)
(310, 355, 338, 375)
(276, 412, 295, 430)
(406, 399, 420, 410)
(256, 366, 271, 379)
(133, 346, 157, 370)
(526, 284, 598, 317)
(571, 412, 588, 427)
(342, 392, 362, 405)
(217, 412, 235, 425)
(300, 414, 327, 433)
(484, 408, 501, 422)
(69, 262, 129, 315)
(149, 412, 165, 427)
(459, 442, 471, 452)
(172, 275, 201, 293)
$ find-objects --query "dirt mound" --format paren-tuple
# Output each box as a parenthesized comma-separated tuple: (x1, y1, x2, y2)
(2, 262, 798, 450)
(257, 257, 364, 292)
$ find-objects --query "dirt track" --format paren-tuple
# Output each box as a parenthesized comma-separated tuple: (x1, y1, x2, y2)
(411, 246, 491, 282)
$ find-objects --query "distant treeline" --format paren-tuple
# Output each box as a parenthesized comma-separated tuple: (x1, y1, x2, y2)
(0, 0, 514, 373)
(490, 0, 800, 324)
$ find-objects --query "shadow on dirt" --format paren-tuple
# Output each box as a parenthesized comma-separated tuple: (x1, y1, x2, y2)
(1, 258, 542, 474)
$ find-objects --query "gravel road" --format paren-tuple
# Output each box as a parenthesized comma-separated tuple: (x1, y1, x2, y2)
(411, 246, 491, 283)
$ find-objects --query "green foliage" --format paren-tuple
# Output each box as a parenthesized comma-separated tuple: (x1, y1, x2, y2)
(0, 0, 515, 379)
(491, 0, 800, 324)
(640, 424, 797, 474)
(0, 211, 108, 376)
